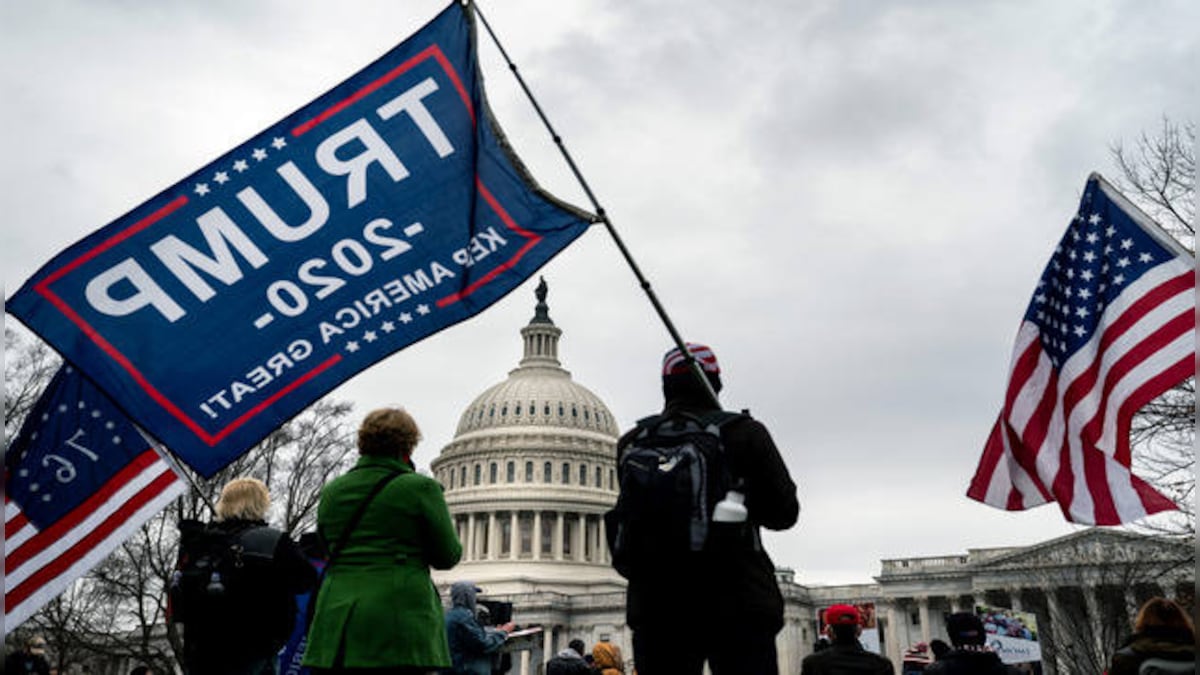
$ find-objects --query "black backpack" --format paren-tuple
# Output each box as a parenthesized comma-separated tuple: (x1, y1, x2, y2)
(604, 410, 749, 580)
(1137, 657, 1195, 675)
(170, 519, 283, 627)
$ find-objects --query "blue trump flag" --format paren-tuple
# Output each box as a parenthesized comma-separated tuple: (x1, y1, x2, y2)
(7, 3, 594, 477)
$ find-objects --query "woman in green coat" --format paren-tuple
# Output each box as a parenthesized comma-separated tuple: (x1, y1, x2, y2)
(304, 407, 463, 674)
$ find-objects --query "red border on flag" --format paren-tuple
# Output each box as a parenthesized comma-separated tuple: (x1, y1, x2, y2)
(32, 43, 541, 447)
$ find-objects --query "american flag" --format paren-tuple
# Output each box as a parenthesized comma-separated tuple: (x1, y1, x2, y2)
(968, 173, 1194, 525)
(5, 364, 185, 633)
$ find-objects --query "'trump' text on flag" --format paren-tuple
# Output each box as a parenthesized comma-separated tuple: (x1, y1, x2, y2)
(5, 365, 185, 633)
(968, 173, 1194, 525)
(6, 3, 594, 477)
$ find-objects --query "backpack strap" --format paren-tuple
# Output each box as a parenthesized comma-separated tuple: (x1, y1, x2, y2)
(235, 525, 285, 562)
(324, 469, 403, 565)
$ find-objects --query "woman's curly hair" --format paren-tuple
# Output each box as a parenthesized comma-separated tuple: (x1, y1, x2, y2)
(358, 407, 422, 458)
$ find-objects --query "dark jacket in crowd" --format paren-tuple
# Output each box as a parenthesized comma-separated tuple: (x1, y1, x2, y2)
(1108, 626, 1196, 675)
(183, 518, 317, 672)
(3, 650, 50, 675)
(620, 377, 800, 633)
(546, 648, 593, 675)
(924, 647, 1021, 675)
(800, 641, 892, 675)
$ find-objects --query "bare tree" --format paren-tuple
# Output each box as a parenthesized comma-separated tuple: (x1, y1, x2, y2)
(1110, 117, 1196, 536)
(1110, 117, 1195, 247)
(1025, 532, 1193, 675)
(4, 325, 60, 442)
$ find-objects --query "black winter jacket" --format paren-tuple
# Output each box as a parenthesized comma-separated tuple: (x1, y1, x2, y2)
(181, 518, 318, 666)
(800, 642, 892, 675)
(1108, 626, 1196, 675)
(619, 378, 800, 632)
(924, 648, 1020, 675)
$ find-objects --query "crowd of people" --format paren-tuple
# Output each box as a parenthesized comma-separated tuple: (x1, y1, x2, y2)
(5, 343, 1195, 674)
(801, 597, 1195, 674)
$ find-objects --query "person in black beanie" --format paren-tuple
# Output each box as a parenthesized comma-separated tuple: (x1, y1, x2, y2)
(925, 612, 1020, 675)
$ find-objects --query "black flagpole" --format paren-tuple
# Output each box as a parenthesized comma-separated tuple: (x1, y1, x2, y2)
(470, 1, 721, 408)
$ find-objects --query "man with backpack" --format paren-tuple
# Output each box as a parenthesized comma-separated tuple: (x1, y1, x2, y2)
(606, 343, 799, 675)
(171, 477, 317, 675)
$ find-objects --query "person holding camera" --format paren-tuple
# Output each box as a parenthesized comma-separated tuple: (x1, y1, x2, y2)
(444, 581, 515, 675)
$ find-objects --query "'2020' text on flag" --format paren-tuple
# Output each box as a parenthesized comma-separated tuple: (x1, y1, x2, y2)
(5, 365, 185, 633)
(6, 2, 593, 478)
(968, 173, 1194, 525)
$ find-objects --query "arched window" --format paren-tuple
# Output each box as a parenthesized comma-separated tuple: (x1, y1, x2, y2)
(474, 464, 481, 485)
(525, 461, 533, 482)
(506, 461, 515, 483)
(594, 466, 602, 488)
(578, 464, 587, 485)
(561, 462, 570, 485)
(543, 462, 552, 483)
(489, 462, 498, 484)
(461, 466, 468, 487)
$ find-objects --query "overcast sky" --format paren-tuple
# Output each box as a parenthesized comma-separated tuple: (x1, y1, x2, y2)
(2, 1, 1195, 585)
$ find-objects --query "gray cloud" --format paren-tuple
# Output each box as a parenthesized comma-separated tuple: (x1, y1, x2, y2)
(2, 0, 1194, 584)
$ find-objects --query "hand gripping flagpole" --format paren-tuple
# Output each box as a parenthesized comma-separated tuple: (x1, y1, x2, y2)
(470, 1, 721, 408)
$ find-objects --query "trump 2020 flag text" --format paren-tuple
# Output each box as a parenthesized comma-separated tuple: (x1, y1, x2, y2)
(5, 365, 185, 633)
(968, 173, 1194, 525)
(7, 3, 593, 477)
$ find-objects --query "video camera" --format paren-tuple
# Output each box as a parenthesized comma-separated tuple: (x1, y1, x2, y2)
(477, 599, 513, 626)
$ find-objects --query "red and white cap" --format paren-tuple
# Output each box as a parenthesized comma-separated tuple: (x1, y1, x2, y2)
(662, 342, 720, 376)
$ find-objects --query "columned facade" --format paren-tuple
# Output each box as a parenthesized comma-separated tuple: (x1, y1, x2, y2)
(802, 529, 1194, 674)
(430, 280, 627, 673)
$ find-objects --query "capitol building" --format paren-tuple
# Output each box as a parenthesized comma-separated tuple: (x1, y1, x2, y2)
(431, 281, 1194, 675)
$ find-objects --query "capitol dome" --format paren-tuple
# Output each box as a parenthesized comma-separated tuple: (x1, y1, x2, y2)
(430, 279, 625, 596)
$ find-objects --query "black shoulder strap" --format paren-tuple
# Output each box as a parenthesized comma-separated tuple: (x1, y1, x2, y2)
(326, 470, 402, 565)
(698, 409, 748, 430)
(236, 525, 284, 559)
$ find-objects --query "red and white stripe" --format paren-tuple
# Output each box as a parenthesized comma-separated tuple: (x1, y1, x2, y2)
(4, 448, 183, 633)
(662, 342, 720, 375)
(968, 256, 1194, 525)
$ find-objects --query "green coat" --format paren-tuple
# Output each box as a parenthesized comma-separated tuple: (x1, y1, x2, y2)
(303, 455, 462, 669)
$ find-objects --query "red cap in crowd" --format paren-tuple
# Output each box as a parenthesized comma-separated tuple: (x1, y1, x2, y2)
(825, 604, 862, 626)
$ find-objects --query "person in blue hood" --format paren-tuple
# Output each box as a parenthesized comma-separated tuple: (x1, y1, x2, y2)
(445, 581, 514, 674)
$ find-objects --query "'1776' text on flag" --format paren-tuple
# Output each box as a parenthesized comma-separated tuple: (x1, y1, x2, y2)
(968, 173, 1194, 525)
(5, 365, 184, 633)
(7, 3, 593, 477)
